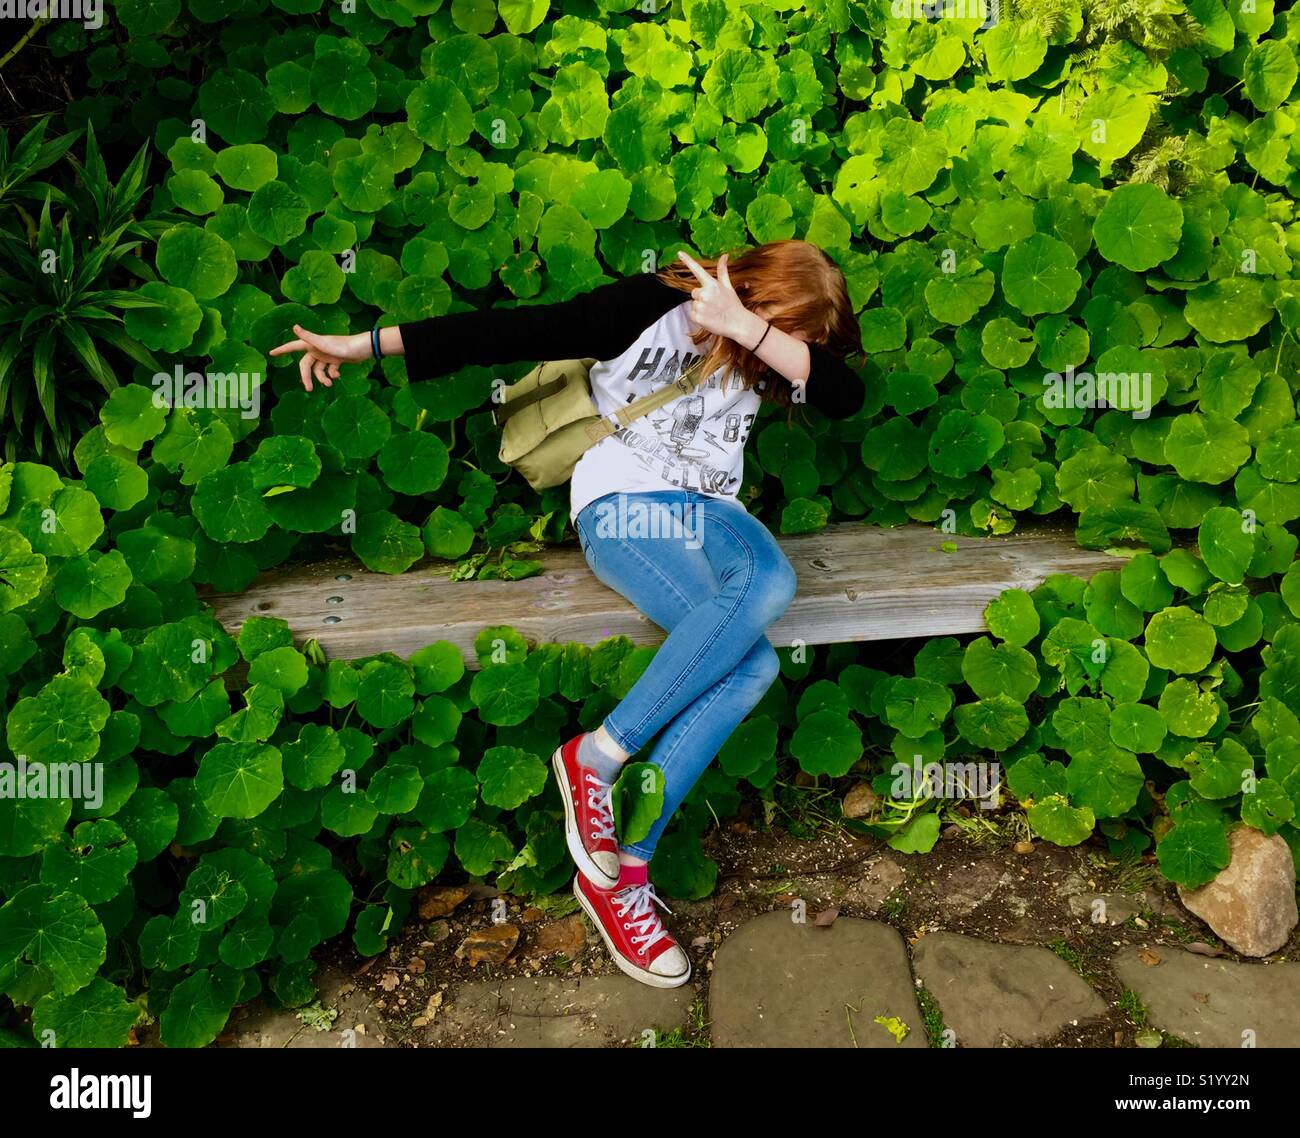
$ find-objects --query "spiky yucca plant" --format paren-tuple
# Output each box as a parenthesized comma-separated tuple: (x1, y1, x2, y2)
(0, 121, 162, 466)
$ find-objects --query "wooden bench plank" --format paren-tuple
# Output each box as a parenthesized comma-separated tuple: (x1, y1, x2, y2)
(203, 522, 1128, 670)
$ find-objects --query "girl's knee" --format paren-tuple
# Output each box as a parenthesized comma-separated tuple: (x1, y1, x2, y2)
(746, 639, 781, 689)
(751, 552, 797, 625)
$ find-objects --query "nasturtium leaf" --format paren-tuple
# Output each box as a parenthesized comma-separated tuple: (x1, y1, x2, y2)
(1155, 819, 1231, 888)
(415, 766, 478, 832)
(470, 663, 539, 726)
(412, 696, 461, 747)
(352, 512, 423, 575)
(1184, 278, 1273, 343)
(1027, 795, 1095, 846)
(32, 977, 139, 1048)
(356, 660, 415, 728)
(1001, 234, 1082, 315)
(1198, 507, 1256, 585)
(366, 764, 423, 815)
(192, 463, 274, 542)
(311, 42, 378, 121)
(0, 885, 107, 998)
(1092, 183, 1183, 271)
(81, 453, 148, 511)
(980, 22, 1047, 82)
(954, 695, 1030, 750)
(123, 282, 202, 353)
(54, 551, 132, 619)
(195, 742, 283, 819)
(152, 410, 235, 486)
(407, 78, 474, 150)
(322, 394, 390, 459)
(1243, 40, 1297, 112)
(156, 225, 238, 300)
(320, 785, 380, 838)
(1064, 746, 1144, 819)
(101, 385, 167, 450)
(477, 746, 547, 809)
(117, 526, 195, 585)
(984, 588, 1040, 647)
(409, 641, 465, 695)
(389, 827, 450, 888)
(7, 676, 110, 765)
(247, 645, 308, 695)
(0, 528, 46, 612)
(702, 49, 779, 122)
(378, 432, 449, 495)
(249, 435, 320, 490)
(246, 181, 311, 244)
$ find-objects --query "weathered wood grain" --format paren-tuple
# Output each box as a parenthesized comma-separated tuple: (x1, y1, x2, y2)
(203, 522, 1129, 671)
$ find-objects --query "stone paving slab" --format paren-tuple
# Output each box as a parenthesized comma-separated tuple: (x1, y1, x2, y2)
(423, 975, 694, 1047)
(709, 910, 925, 1048)
(911, 932, 1107, 1047)
(222, 966, 389, 1048)
(1113, 947, 1300, 1048)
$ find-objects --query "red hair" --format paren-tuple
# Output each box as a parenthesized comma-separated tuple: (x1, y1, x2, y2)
(654, 239, 862, 405)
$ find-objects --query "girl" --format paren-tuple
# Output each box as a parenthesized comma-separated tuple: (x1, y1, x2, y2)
(272, 240, 866, 989)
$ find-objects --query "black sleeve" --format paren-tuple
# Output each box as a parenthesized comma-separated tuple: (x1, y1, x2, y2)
(399, 272, 686, 380)
(802, 344, 865, 419)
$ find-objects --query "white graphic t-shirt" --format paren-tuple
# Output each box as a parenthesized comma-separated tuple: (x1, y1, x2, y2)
(570, 302, 765, 520)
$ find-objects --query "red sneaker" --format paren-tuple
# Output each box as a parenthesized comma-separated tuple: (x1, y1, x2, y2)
(573, 872, 692, 989)
(551, 734, 619, 890)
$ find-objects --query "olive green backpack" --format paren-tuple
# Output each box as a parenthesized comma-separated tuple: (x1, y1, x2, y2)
(491, 357, 706, 491)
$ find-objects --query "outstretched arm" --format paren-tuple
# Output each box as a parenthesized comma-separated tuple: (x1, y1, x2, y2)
(270, 273, 685, 392)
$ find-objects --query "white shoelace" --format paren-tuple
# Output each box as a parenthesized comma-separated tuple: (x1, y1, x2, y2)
(613, 882, 674, 956)
(584, 772, 616, 843)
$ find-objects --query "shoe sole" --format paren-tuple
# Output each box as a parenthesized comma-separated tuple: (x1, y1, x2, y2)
(551, 746, 619, 891)
(573, 875, 692, 990)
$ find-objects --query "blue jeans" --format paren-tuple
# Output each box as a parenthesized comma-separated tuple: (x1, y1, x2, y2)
(572, 490, 798, 860)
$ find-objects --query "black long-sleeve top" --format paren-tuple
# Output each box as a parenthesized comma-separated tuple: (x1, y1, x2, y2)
(398, 272, 865, 419)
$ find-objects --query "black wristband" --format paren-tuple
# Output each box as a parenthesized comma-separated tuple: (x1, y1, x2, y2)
(750, 321, 771, 353)
(371, 326, 383, 360)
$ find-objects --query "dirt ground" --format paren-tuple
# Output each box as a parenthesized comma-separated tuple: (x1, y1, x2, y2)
(297, 798, 1298, 1049)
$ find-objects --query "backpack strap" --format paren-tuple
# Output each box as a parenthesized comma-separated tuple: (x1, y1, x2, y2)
(583, 358, 707, 443)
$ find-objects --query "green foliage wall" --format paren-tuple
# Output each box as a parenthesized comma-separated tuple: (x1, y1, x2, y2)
(2, 0, 1300, 1046)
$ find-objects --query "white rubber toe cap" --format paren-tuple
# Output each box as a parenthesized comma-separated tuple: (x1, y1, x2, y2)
(648, 944, 690, 980)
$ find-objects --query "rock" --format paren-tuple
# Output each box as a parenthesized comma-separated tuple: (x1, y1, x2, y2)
(932, 858, 1011, 917)
(911, 932, 1107, 1047)
(839, 856, 906, 912)
(1067, 892, 1144, 926)
(459, 924, 520, 967)
(709, 911, 924, 1048)
(1176, 827, 1298, 957)
(1113, 947, 1300, 1047)
(425, 976, 692, 1047)
(418, 885, 472, 920)
(217, 965, 389, 1048)
(528, 915, 586, 959)
(1013, 841, 1034, 855)
(842, 782, 879, 819)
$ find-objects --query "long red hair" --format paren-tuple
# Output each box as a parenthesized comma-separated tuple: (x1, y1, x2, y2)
(654, 239, 862, 406)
